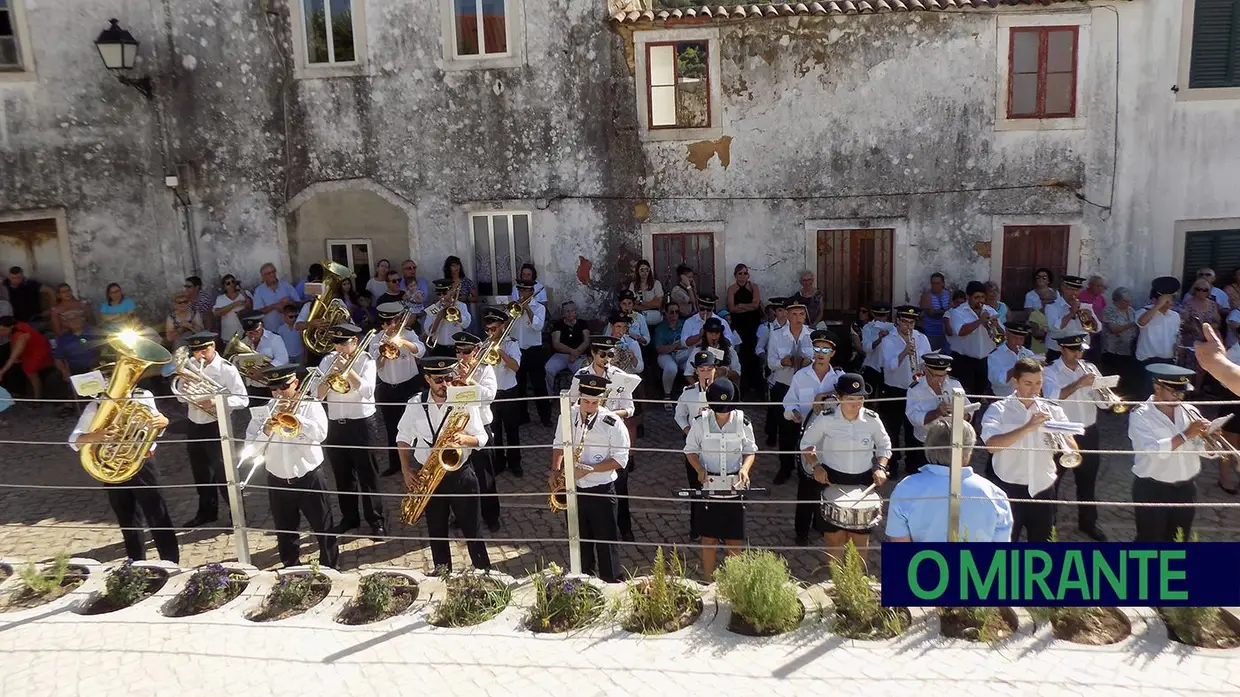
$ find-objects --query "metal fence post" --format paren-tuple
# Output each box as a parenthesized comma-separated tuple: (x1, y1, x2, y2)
(214, 393, 250, 565)
(947, 386, 966, 542)
(559, 391, 582, 575)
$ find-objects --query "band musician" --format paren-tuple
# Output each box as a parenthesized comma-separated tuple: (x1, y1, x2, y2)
(675, 350, 718, 540)
(371, 302, 426, 478)
(799, 373, 891, 557)
(551, 374, 630, 583)
(244, 365, 339, 569)
(69, 370, 179, 564)
(683, 377, 756, 582)
(570, 334, 638, 541)
(1044, 275, 1100, 364)
(784, 329, 844, 545)
(904, 353, 974, 476)
(395, 356, 492, 572)
(237, 311, 289, 399)
(451, 331, 502, 531)
(767, 299, 813, 485)
(422, 279, 471, 349)
(879, 306, 932, 475)
(178, 331, 249, 529)
(510, 280, 549, 427)
(987, 322, 1036, 398)
(1042, 334, 1108, 541)
(315, 323, 386, 538)
(483, 307, 525, 477)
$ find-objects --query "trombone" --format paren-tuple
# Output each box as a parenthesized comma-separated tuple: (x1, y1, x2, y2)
(480, 301, 525, 366)
(427, 280, 462, 322)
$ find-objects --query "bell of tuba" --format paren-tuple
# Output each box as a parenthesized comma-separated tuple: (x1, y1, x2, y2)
(80, 331, 173, 484)
(224, 332, 273, 380)
(302, 260, 355, 355)
(169, 345, 226, 417)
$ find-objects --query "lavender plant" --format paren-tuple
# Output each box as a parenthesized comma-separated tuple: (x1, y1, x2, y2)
(175, 563, 246, 616)
(527, 562, 604, 633)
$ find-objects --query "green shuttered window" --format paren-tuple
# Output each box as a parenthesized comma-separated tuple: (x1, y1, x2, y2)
(1190, 0, 1240, 89)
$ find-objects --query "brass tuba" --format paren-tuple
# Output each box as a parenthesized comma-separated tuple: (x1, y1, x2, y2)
(301, 261, 354, 355)
(80, 332, 173, 484)
(169, 346, 226, 418)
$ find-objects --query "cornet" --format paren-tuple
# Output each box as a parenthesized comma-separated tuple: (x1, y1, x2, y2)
(1183, 403, 1240, 468)
(1037, 402, 1082, 468)
(1076, 306, 1099, 334)
(986, 315, 1005, 345)
(1083, 362, 1128, 414)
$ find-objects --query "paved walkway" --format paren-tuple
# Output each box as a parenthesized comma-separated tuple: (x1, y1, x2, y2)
(2, 396, 1239, 580)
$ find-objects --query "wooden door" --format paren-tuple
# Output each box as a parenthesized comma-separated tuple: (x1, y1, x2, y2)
(816, 228, 894, 323)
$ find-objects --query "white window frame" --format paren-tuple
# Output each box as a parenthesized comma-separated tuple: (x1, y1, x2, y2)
(0, 0, 36, 83)
(994, 13, 1090, 132)
(439, 0, 525, 72)
(288, 0, 368, 80)
(634, 27, 723, 142)
(326, 238, 374, 281)
(468, 210, 533, 303)
(1177, 0, 1240, 101)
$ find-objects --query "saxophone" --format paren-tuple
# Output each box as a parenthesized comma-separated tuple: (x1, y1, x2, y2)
(79, 331, 173, 484)
(549, 416, 592, 513)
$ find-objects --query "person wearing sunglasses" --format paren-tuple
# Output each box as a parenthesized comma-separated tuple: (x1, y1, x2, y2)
(452, 331, 502, 532)
(213, 275, 253, 343)
(878, 306, 932, 476)
(784, 329, 844, 545)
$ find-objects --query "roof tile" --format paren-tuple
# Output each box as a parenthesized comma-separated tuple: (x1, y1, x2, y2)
(613, 1, 1095, 24)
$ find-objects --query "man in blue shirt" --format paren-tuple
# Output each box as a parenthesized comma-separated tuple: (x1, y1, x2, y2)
(252, 263, 303, 332)
(886, 420, 1013, 542)
(275, 306, 305, 365)
(53, 312, 102, 416)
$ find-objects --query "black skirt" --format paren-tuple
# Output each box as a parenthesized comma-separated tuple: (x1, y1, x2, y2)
(812, 466, 878, 535)
(694, 497, 745, 541)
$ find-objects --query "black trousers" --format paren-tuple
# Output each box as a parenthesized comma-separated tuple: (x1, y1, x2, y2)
(491, 387, 523, 473)
(105, 458, 179, 563)
(185, 420, 226, 518)
(879, 386, 909, 467)
(475, 422, 501, 526)
(1054, 425, 1100, 530)
(325, 414, 385, 527)
(996, 479, 1055, 542)
(376, 377, 418, 473)
(766, 382, 789, 445)
(795, 472, 823, 540)
(578, 481, 622, 582)
(516, 344, 550, 423)
(684, 458, 700, 537)
(267, 468, 339, 569)
(1133, 476, 1196, 542)
(950, 353, 989, 399)
(424, 463, 491, 571)
(1101, 352, 1141, 401)
(616, 461, 633, 537)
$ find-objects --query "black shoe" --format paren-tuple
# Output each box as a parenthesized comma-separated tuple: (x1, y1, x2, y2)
(330, 521, 359, 536)
(689, 532, 700, 542)
(181, 513, 217, 529)
(620, 531, 635, 542)
(1078, 525, 1108, 542)
(773, 471, 791, 486)
(370, 522, 387, 539)
(486, 520, 501, 532)
(381, 465, 401, 477)
(795, 536, 810, 547)
(510, 465, 524, 478)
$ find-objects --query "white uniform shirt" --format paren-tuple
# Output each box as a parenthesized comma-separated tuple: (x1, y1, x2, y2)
(1024, 289, 1062, 311)
(1042, 359, 1100, 429)
(369, 329, 426, 386)
(178, 353, 249, 425)
(905, 377, 965, 443)
(315, 350, 378, 420)
(683, 409, 757, 475)
(1136, 306, 1180, 361)
(512, 302, 547, 349)
(880, 330, 932, 389)
(783, 365, 844, 422)
(980, 395, 1067, 495)
(1044, 299, 1100, 352)
(674, 383, 710, 431)
(1128, 398, 1204, 483)
(253, 328, 290, 367)
(946, 304, 999, 359)
(683, 342, 739, 377)
(755, 320, 780, 358)
(569, 364, 636, 415)
(244, 400, 329, 479)
(606, 312, 650, 346)
(681, 312, 742, 347)
(553, 406, 630, 488)
(766, 324, 814, 386)
(395, 392, 489, 467)
(488, 338, 522, 391)
(471, 363, 498, 425)
(421, 302, 471, 347)
(69, 389, 162, 454)
(799, 407, 892, 476)
(861, 320, 894, 372)
(988, 344, 1036, 397)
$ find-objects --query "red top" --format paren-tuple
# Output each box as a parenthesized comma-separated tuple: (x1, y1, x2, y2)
(13, 322, 54, 374)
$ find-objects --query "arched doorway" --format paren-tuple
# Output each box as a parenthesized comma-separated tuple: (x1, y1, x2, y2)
(284, 181, 416, 286)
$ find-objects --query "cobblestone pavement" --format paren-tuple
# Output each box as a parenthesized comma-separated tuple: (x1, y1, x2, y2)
(2, 393, 1239, 579)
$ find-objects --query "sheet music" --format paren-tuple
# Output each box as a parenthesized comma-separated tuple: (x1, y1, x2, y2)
(962, 401, 981, 416)
(446, 385, 481, 406)
(704, 474, 738, 492)
(707, 346, 725, 361)
(1092, 374, 1120, 390)
(1210, 413, 1234, 434)
(1044, 420, 1086, 436)
(608, 371, 643, 396)
(71, 371, 106, 397)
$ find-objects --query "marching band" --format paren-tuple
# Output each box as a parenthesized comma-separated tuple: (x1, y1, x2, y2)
(53, 266, 1239, 584)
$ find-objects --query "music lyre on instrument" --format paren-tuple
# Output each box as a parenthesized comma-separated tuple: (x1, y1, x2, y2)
(1082, 361, 1128, 413)
(1182, 403, 1240, 469)
(1036, 401, 1083, 468)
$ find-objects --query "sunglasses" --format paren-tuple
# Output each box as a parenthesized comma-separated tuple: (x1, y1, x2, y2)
(812, 346, 833, 354)
(737, 270, 749, 276)
(224, 280, 236, 286)
(1195, 287, 1209, 293)
(427, 376, 451, 385)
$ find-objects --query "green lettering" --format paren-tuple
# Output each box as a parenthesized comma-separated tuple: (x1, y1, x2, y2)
(909, 551, 949, 600)
(1159, 550, 1188, 601)
(1091, 550, 1126, 600)
(962, 549, 1005, 601)
(1129, 550, 1157, 600)
(1010, 548, 1018, 601)
(1023, 550, 1054, 600)
(1057, 550, 1090, 602)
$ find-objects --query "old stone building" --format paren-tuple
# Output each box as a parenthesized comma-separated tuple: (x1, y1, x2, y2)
(1, 0, 1239, 320)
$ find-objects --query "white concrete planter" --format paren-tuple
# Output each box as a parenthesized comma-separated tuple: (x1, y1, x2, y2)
(1023, 606, 1147, 651)
(926, 605, 1037, 645)
(0, 557, 102, 623)
(612, 575, 713, 637)
(158, 561, 259, 619)
(510, 572, 613, 636)
(240, 566, 348, 624)
(811, 581, 935, 645)
(707, 581, 818, 640)
(331, 568, 425, 628)
(1145, 606, 1240, 652)
(422, 570, 521, 633)
(72, 560, 181, 618)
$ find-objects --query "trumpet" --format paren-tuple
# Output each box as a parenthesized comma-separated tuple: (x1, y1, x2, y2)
(1083, 361, 1128, 414)
(428, 281, 462, 323)
(986, 315, 1005, 345)
(1037, 402, 1082, 468)
(1077, 306, 1099, 334)
(322, 330, 376, 394)
(1182, 403, 1240, 467)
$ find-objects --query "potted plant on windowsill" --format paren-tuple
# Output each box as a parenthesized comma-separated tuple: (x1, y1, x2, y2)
(0, 554, 91, 613)
(714, 549, 804, 637)
(616, 546, 703, 635)
(525, 562, 605, 634)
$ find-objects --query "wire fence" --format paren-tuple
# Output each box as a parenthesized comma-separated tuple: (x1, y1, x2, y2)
(1, 388, 1236, 572)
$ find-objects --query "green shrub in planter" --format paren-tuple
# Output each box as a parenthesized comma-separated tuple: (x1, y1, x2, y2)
(1026, 529, 1129, 645)
(3, 553, 88, 612)
(527, 562, 604, 633)
(430, 570, 511, 628)
(337, 572, 418, 625)
(86, 561, 169, 615)
(250, 562, 332, 622)
(715, 550, 802, 636)
(828, 541, 909, 640)
(619, 546, 702, 635)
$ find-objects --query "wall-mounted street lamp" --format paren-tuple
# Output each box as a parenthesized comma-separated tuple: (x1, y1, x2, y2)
(94, 19, 153, 99)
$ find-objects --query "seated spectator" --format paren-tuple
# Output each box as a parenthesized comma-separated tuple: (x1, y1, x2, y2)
(98, 283, 138, 330)
(53, 312, 101, 415)
(885, 420, 1013, 542)
(214, 274, 253, 341)
(4, 266, 56, 325)
(654, 301, 690, 400)
(0, 316, 55, 400)
(165, 292, 204, 349)
(276, 306, 305, 364)
(50, 283, 92, 336)
(185, 276, 215, 331)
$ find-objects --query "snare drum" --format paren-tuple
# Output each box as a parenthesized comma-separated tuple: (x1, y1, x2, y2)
(819, 485, 883, 532)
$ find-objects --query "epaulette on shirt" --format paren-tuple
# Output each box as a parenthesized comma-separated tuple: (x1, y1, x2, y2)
(864, 408, 880, 418)
(602, 415, 618, 427)
(743, 414, 752, 426)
